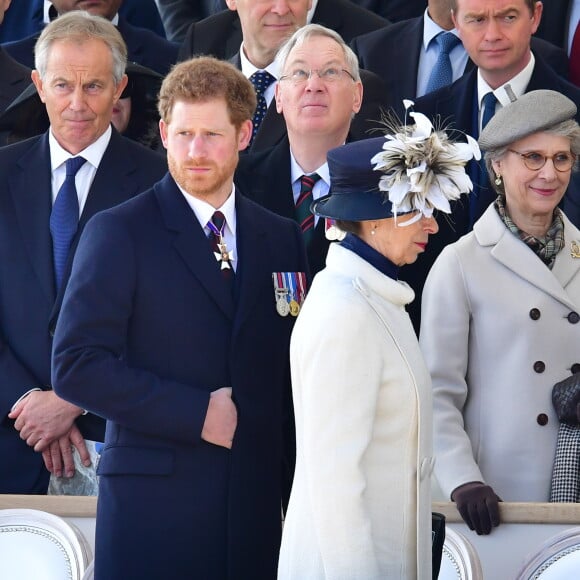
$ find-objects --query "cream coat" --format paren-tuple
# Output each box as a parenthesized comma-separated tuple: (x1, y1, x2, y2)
(278, 243, 433, 580)
(421, 205, 580, 501)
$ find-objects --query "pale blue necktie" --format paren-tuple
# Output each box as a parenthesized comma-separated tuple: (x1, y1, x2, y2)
(249, 70, 276, 144)
(425, 32, 461, 94)
(50, 156, 86, 290)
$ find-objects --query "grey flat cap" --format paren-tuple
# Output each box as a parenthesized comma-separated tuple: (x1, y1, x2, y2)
(479, 89, 577, 150)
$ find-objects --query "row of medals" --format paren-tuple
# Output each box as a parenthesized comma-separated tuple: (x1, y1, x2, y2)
(275, 289, 301, 317)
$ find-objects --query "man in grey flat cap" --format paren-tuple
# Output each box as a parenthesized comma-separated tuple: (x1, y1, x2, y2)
(401, 0, 580, 332)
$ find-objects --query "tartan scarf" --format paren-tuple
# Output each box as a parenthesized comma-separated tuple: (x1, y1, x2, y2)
(494, 195, 565, 270)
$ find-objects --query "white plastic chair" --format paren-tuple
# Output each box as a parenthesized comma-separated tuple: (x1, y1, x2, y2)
(0, 508, 91, 580)
(438, 527, 484, 580)
(516, 526, 580, 579)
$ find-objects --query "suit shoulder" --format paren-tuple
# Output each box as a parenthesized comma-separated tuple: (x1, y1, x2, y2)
(352, 17, 416, 52)
(238, 192, 297, 230)
(0, 133, 42, 164)
(333, 0, 388, 28)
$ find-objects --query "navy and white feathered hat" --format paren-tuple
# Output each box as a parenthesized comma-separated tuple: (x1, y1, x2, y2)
(312, 102, 481, 225)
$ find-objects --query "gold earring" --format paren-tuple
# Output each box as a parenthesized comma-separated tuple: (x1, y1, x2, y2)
(495, 174, 502, 186)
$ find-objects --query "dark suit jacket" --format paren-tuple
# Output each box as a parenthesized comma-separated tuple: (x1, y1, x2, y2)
(0, 0, 166, 43)
(403, 57, 580, 332)
(351, 15, 570, 119)
(52, 176, 308, 579)
(157, 0, 227, 42)
(229, 51, 388, 153)
(178, 0, 388, 62)
(235, 136, 331, 275)
(2, 16, 178, 75)
(0, 128, 167, 494)
(0, 47, 31, 113)
(535, 0, 572, 50)
(352, 0, 426, 22)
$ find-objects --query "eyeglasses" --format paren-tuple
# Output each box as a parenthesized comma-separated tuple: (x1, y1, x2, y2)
(279, 67, 356, 85)
(507, 149, 577, 172)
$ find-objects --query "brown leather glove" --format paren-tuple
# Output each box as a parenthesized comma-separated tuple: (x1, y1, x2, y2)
(451, 481, 501, 535)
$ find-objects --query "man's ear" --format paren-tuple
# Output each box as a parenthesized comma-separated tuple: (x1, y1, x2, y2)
(31, 70, 46, 103)
(225, 0, 237, 11)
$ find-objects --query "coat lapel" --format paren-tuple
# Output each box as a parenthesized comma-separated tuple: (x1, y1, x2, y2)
(156, 175, 235, 320)
(10, 132, 56, 304)
(476, 206, 579, 310)
(232, 193, 269, 333)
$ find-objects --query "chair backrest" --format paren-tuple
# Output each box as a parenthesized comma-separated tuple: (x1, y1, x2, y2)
(0, 508, 91, 580)
(516, 526, 580, 579)
(439, 527, 484, 580)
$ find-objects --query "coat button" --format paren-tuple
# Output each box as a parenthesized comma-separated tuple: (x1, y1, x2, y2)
(568, 312, 580, 324)
(529, 308, 541, 320)
(572, 363, 580, 374)
(533, 361, 545, 373)
(537, 413, 549, 426)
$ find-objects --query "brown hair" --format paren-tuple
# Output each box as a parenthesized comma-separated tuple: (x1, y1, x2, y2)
(335, 220, 362, 235)
(450, 0, 537, 14)
(158, 57, 257, 128)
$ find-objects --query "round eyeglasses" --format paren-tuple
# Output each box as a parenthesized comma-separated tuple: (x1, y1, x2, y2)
(279, 67, 356, 85)
(507, 149, 577, 172)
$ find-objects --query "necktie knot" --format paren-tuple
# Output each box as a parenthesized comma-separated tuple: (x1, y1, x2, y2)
(209, 210, 226, 235)
(425, 32, 462, 94)
(65, 156, 87, 177)
(296, 173, 321, 246)
(250, 70, 276, 95)
(436, 31, 460, 55)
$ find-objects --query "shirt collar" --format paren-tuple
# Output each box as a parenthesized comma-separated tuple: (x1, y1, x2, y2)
(307, 0, 319, 23)
(178, 184, 237, 237)
(289, 149, 330, 189)
(239, 42, 280, 80)
(477, 52, 535, 109)
(44, 2, 119, 24)
(422, 8, 459, 50)
(48, 124, 112, 172)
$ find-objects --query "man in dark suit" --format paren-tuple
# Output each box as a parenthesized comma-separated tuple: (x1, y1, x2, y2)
(402, 0, 580, 331)
(2, 12, 167, 495)
(178, 0, 388, 62)
(52, 56, 308, 580)
(534, 0, 577, 53)
(236, 24, 363, 275)
(2, 0, 178, 75)
(0, 0, 31, 113)
(352, 0, 570, 119)
(180, 0, 388, 152)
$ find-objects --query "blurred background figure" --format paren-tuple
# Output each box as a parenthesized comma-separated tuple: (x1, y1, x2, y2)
(0, 0, 30, 113)
(2, 0, 177, 75)
(421, 90, 580, 535)
(0, 0, 166, 43)
(156, 0, 227, 42)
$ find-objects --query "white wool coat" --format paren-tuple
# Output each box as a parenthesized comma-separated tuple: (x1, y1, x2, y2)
(421, 205, 580, 501)
(278, 243, 433, 580)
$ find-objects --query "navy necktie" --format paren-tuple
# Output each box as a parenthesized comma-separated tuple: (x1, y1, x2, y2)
(249, 70, 275, 145)
(481, 92, 498, 130)
(296, 173, 321, 247)
(50, 156, 86, 290)
(425, 32, 461, 94)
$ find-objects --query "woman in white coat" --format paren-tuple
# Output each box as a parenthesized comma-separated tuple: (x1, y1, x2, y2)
(278, 120, 479, 579)
(421, 90, 580, 536)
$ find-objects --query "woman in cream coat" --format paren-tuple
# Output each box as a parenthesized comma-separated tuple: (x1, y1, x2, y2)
(279, 128, 478, 579)
(421, 90, 580, 535)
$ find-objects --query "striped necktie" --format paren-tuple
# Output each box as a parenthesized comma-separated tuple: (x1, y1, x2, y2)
(296, 173, 321, 246)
